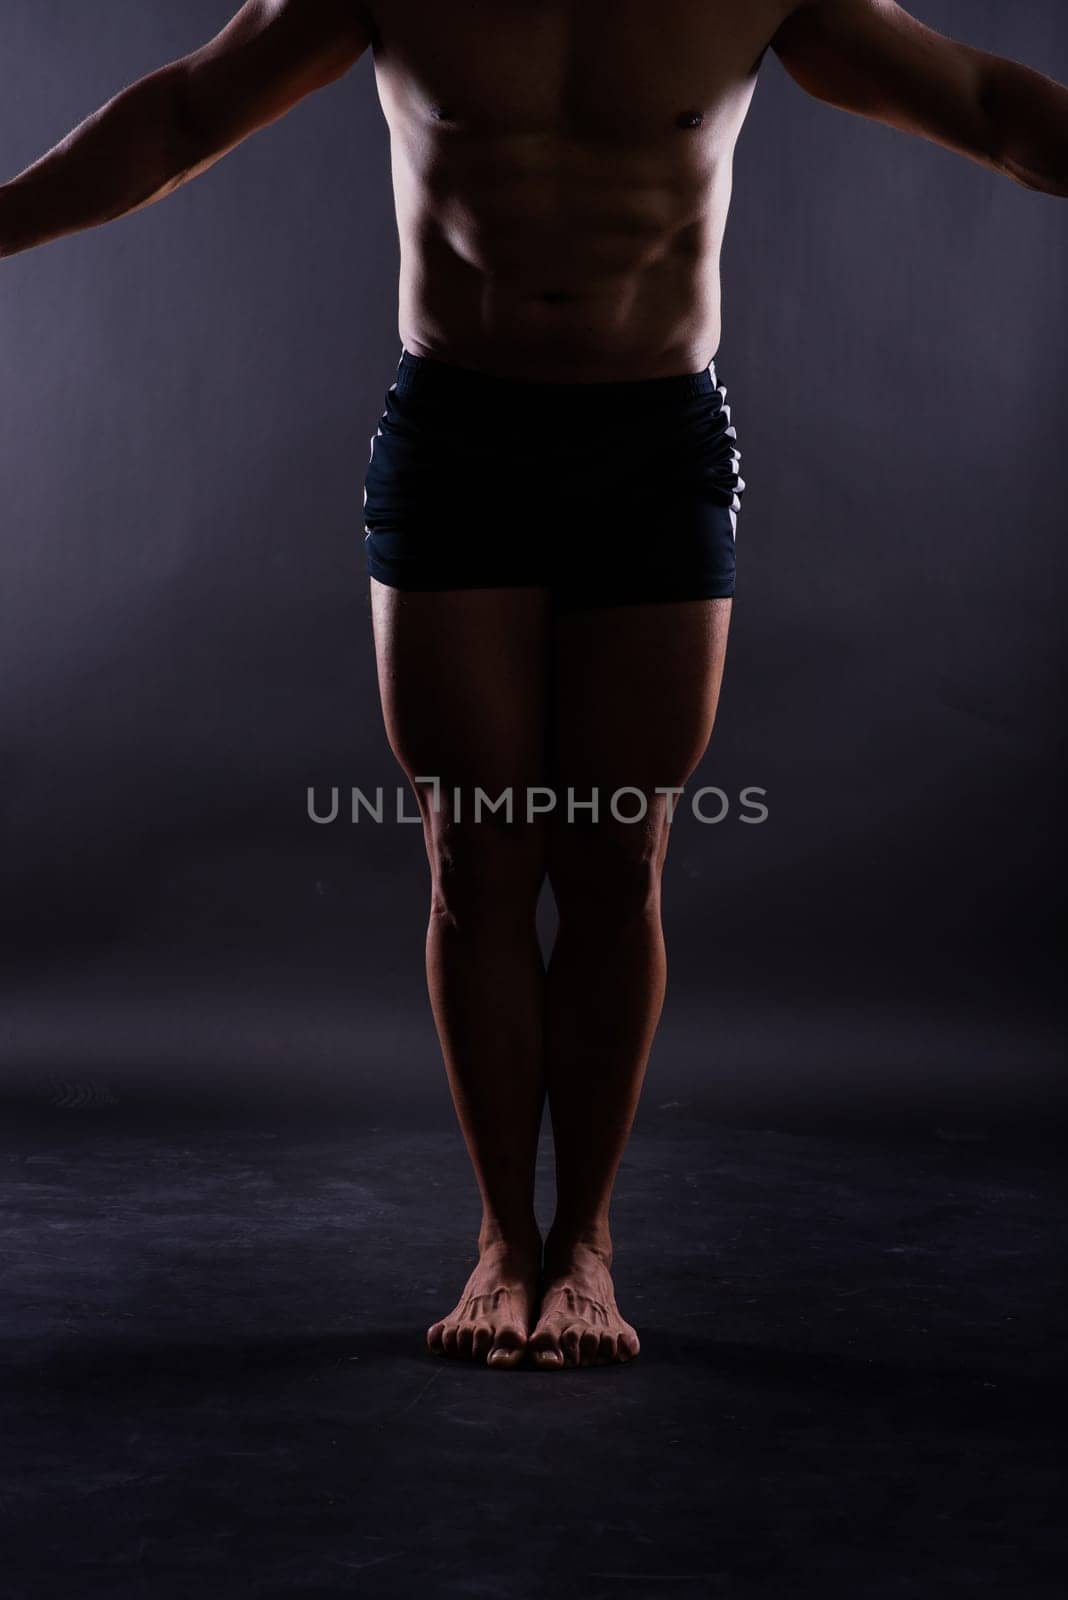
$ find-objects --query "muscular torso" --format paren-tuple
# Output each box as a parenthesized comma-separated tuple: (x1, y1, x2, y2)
(363, 0, 793, 380)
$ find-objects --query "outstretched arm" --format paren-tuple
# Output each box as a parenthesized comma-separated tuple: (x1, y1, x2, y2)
(772, 0, 1068, 196)
(0, 0, 373, 259)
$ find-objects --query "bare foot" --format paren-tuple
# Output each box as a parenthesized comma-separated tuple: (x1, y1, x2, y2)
(427, 1240, 539, 1368)
(528, 1239, 640, 1369)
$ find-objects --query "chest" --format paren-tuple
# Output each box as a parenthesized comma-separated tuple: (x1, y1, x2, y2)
(365, 0, 780, 141)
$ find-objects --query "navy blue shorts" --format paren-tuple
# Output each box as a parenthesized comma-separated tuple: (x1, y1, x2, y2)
(362, 348, 745, 612)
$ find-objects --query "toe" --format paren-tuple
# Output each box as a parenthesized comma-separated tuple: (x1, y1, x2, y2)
(618, 1329, 640, 1361)
(528, 1330, 565, 1369)
(455, 1324, 475, 1361)
(470, 1325, 493, 1363)
(579, 1329, 601, 1366)
(486, 1326, 526, 1369)
(487, 1341, 525, 1369)
(426, 1321, 446, 1354)
(560, 1325, 583, 1367)
(597, 1332, 617, 1364)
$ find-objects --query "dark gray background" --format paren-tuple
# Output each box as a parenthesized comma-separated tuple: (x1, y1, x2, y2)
(1, 1, 1064, 1128)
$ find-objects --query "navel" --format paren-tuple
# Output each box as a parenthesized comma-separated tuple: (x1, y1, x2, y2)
(430, 105, 455, 122)
(676, 109, 705, 130)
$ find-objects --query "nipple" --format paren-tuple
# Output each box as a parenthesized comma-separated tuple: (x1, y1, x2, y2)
(676, 110, 705, 130)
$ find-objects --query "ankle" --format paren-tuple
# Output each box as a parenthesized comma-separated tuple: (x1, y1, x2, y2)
(477, 1216, 541, 1263)
(544, 1220, 613, 1271)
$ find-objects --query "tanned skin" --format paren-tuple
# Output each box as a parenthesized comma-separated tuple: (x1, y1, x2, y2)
(3, 1, 1065, 1368)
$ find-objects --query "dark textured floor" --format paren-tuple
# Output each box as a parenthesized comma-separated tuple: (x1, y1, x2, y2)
(1, 1106, 1063, 1599)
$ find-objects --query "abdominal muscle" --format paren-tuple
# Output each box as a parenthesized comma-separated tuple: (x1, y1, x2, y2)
(392, 138, 731, 383)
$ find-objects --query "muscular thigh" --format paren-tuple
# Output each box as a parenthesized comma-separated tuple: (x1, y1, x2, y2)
(551, 598, 732, 790)
(547, 598, 732, 880)
(371, 581, 551, 781)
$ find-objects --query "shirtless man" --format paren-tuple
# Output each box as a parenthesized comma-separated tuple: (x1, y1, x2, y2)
(3, 2, 1065, 1370)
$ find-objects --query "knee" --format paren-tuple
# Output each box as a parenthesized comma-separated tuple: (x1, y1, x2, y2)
(426, 811, 545, 933)
(547, 809, 669, 925)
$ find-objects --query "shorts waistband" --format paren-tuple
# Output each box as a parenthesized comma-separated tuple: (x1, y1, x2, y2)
(391, 347, 721, 406)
